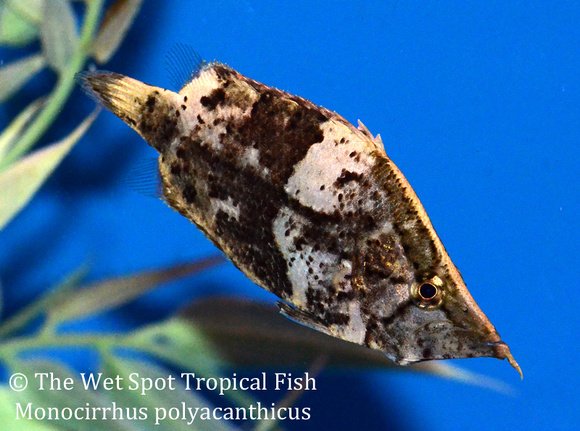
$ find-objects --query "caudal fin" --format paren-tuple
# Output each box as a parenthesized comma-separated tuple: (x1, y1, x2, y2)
(77, 71, 180, 152)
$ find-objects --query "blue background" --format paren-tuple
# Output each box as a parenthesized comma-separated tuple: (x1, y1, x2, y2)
(1, 1, 578, 430)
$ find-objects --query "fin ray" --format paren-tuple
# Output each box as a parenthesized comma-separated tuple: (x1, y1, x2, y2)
(77, 71, 152, 129)
(164, 43, 206, 91)
(77, 71, 179, 152)
(121, 157, 162, 199)
(277, 301, 331, 336)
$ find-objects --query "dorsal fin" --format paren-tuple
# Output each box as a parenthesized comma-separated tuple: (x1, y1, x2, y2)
(357, 120, 385, 153)
(164, 43, 206, 91)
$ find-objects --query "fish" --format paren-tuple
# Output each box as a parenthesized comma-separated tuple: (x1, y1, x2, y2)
(79, 59, 522, 377)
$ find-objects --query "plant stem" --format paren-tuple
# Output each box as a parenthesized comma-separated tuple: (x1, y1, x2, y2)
(0, 264, 87, 339)
(0, 0, 104, 170)
(0, 332, 131, 358)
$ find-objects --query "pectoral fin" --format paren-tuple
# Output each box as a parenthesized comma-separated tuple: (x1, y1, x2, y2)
(277, 301, 331, 335)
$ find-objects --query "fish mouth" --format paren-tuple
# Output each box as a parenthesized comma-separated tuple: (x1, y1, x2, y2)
(399, 341, 523, 379)
(411, 322, 523, 378)
(489, 340, 523, 379)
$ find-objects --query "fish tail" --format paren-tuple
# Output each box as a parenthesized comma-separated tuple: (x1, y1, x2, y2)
(77, 71, 180, 152)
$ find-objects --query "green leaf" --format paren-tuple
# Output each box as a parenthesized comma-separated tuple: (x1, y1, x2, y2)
(0, 3, 39, 47)
(0, 262, 88, 339)
(40, 0, 78, 72)
(0, 388, 59, 430)
(92, 0, 143, 64)
(0, 110, 97, 230)
(128, 317, 258, 409)
(0, 98, 45, 161)
(5, 0, 45, 24)
(8, 361, 137, 431)
(102, 356, 238, 431)
(128, 319, 227, 379)
(0, 54, 46, 102)
(47, 255, 225, 325)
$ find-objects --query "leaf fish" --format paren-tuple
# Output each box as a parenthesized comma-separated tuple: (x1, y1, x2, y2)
(79, 59, 522, 377)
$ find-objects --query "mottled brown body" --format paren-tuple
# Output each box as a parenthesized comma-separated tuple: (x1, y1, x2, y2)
(80, 62, 521, 375)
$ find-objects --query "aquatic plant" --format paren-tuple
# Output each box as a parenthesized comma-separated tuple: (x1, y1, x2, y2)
(0, 0, 142, 226)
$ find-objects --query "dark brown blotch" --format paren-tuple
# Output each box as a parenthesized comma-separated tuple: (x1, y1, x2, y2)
(138, 109, 178, 152)
(200, 88, 226, 110)
(173, 135, 293, 299)
(335, 169, 363, 187)
(229, 88, 326, 184)
(182, 185, 198, 204)
(213, 64, 234, 82)
(145, 94, 156, 112)
(324, 312, 350, 326)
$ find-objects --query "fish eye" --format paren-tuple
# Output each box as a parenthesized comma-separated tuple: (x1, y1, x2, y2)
(419, 283, 437, 300)
(412, 276, 444, 309)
